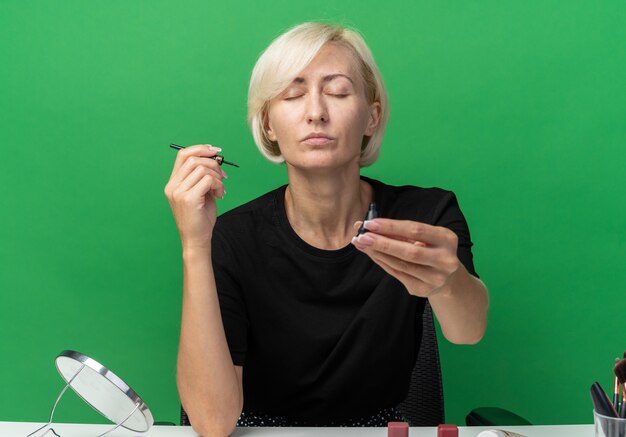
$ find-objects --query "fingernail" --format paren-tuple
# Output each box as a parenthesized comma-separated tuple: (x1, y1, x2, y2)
(351, 236, 359, 245)
(363, 220, 379, 231)
(221, 169, 228, 179)
(357, 234, 375, 246)
(211, 146, 222, 152)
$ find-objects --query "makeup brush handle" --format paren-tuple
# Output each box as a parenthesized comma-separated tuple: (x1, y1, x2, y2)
(591, 382, 619, 418)
(620, 399, 626, 418)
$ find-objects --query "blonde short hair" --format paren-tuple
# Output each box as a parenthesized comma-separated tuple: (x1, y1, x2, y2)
(247, 22, 389, 167)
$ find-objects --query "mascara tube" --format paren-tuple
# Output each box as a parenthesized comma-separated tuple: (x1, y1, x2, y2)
(357, 202, 378, 236)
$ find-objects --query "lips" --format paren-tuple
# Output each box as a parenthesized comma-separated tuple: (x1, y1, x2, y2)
(301, 132, 335, 145)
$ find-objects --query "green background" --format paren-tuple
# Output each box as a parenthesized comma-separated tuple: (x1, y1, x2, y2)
(1, 0, 625, 427)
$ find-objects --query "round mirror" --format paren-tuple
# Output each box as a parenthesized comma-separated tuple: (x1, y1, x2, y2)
(55, 350, 154, 432)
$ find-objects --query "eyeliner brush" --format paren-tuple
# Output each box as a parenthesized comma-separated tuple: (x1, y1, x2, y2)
(169, 143, 239, 167)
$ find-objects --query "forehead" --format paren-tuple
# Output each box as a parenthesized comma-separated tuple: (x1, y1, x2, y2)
(295, 43, 361, 82)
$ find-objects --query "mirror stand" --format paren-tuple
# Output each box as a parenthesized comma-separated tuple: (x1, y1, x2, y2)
(27, 350, 153, 437)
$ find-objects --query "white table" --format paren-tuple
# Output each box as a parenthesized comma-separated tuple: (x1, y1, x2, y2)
(0, 422, 594, 436)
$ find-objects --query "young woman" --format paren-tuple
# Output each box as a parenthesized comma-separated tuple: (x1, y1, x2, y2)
(164, 22, 488, 436)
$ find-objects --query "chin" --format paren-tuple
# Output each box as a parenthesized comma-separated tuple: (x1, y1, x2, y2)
(290, 157, 359, 173)
(283, 147, 361, 171)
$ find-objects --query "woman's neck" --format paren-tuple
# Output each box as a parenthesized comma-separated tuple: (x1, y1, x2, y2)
(284, 166, 372, 250)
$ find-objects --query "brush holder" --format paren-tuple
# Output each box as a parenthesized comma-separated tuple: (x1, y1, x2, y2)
(594, 410, 626, 437)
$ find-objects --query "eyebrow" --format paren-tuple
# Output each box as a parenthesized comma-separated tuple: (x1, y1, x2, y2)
(292, 74, 354, 85)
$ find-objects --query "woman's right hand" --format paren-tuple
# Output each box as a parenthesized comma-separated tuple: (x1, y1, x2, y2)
(164, 144, 227, 251)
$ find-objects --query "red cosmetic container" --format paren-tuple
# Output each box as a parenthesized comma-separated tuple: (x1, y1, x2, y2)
(437, 424, 459, 437)
(388, 421, 409, 437)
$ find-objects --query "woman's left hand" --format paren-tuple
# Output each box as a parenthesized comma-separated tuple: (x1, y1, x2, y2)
(351, 218, 461, 298)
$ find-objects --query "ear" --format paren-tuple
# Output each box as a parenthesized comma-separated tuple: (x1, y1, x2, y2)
(264, 111, 278, 142)
(266, 122, 277, 142)
(364, 101, 382, 137)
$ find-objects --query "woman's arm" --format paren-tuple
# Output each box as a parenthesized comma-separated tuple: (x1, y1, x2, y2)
(164, 144, 243, 436)
(351, 218, 489, 344)
(177, 249, 244, 436)
(426, 263, 488, 344)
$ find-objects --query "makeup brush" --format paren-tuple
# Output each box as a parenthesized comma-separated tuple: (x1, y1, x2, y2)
(614, 358, 626, 418)
(591, 381, 619, 418)
(592, 382, 621, 437)
(615, 358, 622, 412)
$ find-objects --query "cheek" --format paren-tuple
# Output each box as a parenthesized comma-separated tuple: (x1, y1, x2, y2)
(337, 106, 371, 139)
(268, 107, 296, 140)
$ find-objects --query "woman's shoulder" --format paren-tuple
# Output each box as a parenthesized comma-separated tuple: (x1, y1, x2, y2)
(364, 176, 463, 224)
(364, 176, 456, 204)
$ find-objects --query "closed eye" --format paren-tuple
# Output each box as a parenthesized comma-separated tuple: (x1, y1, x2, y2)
(284, 94, 303, 101)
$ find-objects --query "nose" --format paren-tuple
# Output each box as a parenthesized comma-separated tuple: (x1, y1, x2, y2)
(305, 92, 328, 124)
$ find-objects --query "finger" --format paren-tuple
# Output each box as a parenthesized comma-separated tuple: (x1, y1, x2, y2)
(353, 233, 438, 268)
(363, 218, 455, 247)
(171, 144, 222, 176)
(176, 157, 224, 186)
(170, 154, 224, 188)
(352, 222, 427, 245)
(176, 166, 224, 194)
(368, 253, 430, 297)
(368, 249, 448, 289)
(187, 173, 226, 200)
(176, 151, 223, 179)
